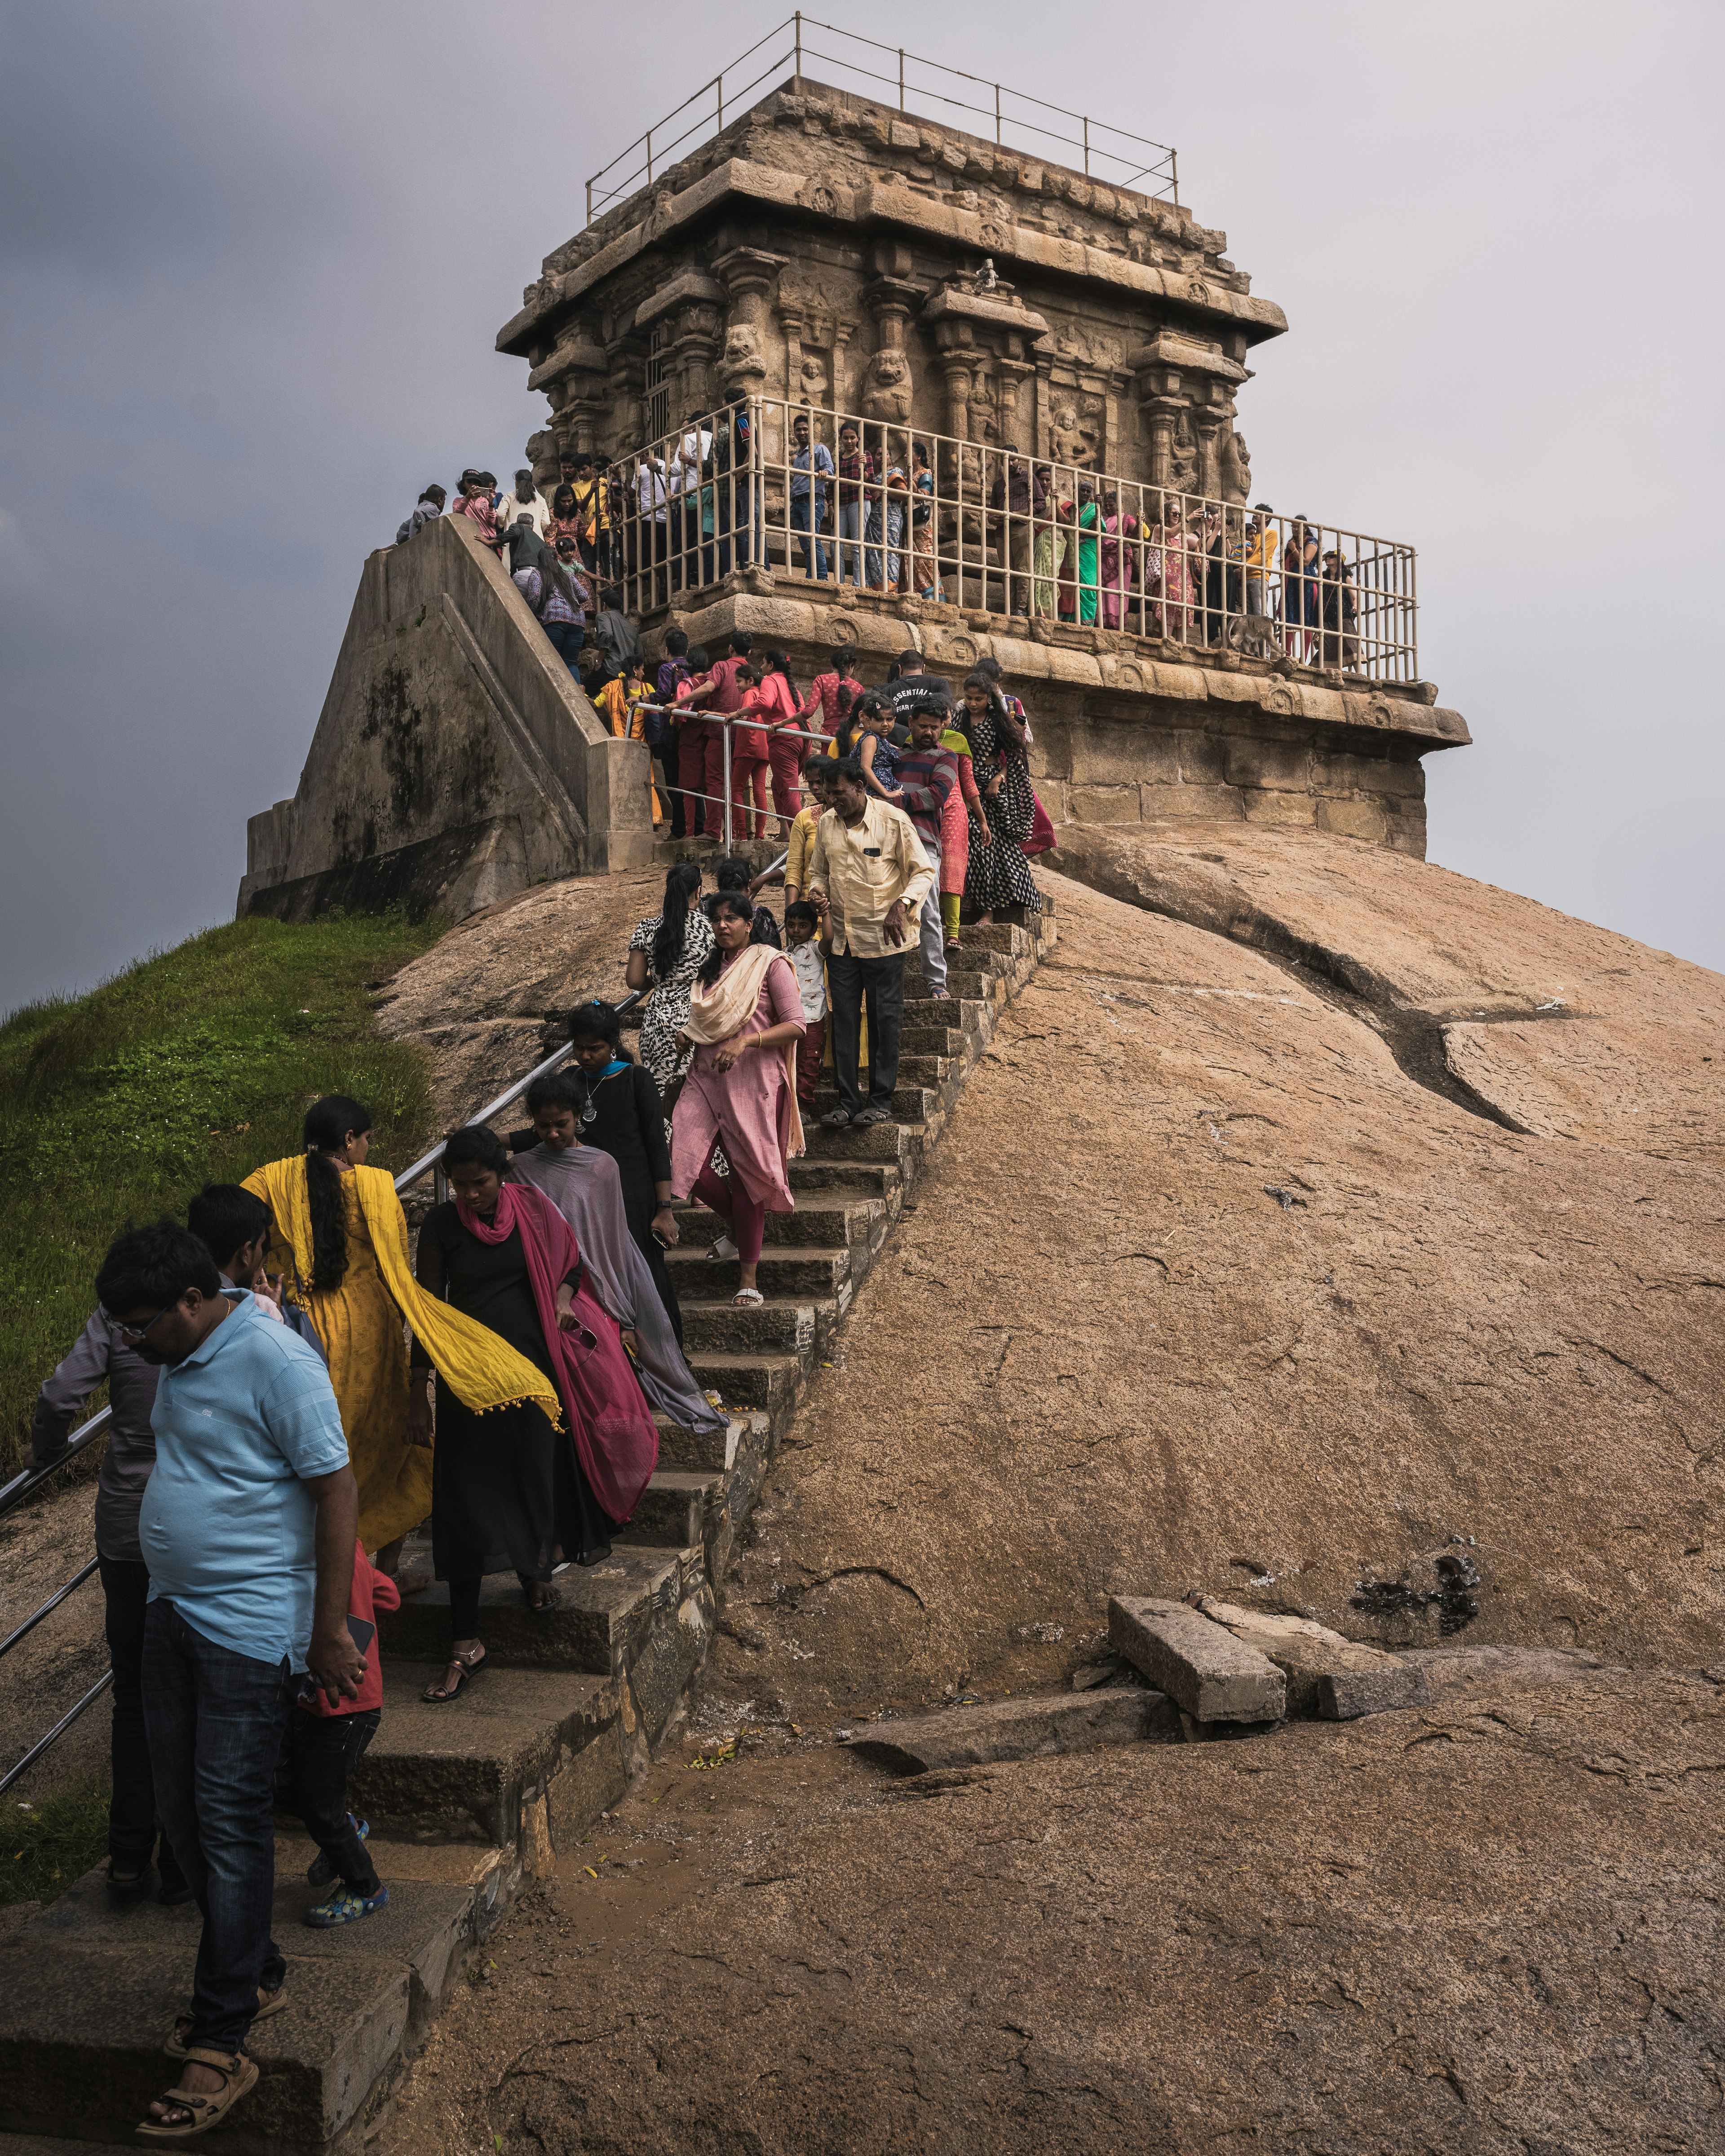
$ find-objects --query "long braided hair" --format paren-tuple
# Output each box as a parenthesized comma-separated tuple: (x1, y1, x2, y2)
(302, 1094, 372, 1293)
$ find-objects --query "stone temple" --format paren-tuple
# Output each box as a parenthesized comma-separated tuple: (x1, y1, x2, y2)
(239, 65, 1468, 923)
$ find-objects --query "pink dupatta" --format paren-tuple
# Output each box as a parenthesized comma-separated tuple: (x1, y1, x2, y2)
(453, 1181, 658, 1524)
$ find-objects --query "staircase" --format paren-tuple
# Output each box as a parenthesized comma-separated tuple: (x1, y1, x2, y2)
(0, 909, 1053, 2155)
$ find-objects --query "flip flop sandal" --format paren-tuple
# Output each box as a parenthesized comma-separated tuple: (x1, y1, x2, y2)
(164, 1984, 286, 2060)
(929, 988, 953, 1001)
(522, 1582, 564, 1613)
(422, 1648, 488, 1703)
(706, 1233, 739, 1260)
(853, 1106, 892, 1126)
(732, 1287, 765, 1307)
(820, 1107, 854, 1127)
(137, 2047, 258, 2140)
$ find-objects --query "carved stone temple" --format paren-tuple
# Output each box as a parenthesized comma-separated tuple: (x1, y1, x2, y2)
(239, 72, 1468, 923)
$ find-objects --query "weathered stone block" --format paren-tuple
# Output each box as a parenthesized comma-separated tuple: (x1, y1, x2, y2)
(547, 1727, 628, 1849)
(1316, 796, 1388, 843)
(1242, 788, 1316, 828)
(1140, 783, 1243, 822)
(1034, 777, 1070, 825)
(1070, 727, 1179, 787)
(1175, 731, 1229, 783)
(847, 1686, 1179, 1772)
(1109, 1595, 1285, 1723)
(1315, 751, 1424, 799)
(1068, 784, 1144, 825)
(1191, 1597, 1425, 1720)
(1225, 738, 1312, 791)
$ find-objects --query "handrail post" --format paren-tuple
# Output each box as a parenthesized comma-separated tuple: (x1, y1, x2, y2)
(586, 178, 592, 228)
(995, 83, 1001, 143)
(898, 48, 905, 110)
(717, 71, 724, 129)
(793, 11, 802, 88)
(722, 720, 734, 853)
(646, 127, 653, 183)
(1083, 116, 1089, 175)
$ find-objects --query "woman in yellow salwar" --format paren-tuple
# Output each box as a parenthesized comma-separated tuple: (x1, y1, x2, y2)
(245, 1095, 562, 1573)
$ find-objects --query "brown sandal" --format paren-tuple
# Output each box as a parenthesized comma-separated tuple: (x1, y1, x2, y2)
(422, 1646, 487, 1702)
(164, 1984, 286, 2059)
(136, 2046, 258, 2140)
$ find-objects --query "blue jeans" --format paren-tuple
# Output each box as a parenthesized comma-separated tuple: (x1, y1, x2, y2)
(543, 621, 584, 675)
(143, 1600, 292, 2054)
(790, 491, 828, 582)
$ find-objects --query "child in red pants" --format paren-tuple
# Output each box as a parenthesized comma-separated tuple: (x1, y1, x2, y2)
(784, 899, 828, 1107)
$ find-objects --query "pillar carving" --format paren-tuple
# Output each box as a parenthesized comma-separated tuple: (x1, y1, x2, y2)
(711, 247, 787, 400)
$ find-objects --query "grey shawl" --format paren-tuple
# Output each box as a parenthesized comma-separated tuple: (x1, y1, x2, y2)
(508, 1144, 726, 1439)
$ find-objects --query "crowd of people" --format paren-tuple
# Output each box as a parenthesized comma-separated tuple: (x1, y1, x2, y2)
(25, 662, 1046, 2126)
(396, 422, 1365, 676)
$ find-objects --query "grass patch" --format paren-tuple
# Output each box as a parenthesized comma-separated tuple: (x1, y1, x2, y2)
(0, 1786, 111, 1906)
(0, 910, 443, 1478)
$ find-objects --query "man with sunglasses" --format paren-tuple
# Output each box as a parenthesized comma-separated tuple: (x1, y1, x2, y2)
(94, 1222, 362, 2140)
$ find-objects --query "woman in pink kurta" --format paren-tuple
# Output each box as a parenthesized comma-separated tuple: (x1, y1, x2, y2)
(1098, 492, 1139, 631)
(669, 895, 806, 1307)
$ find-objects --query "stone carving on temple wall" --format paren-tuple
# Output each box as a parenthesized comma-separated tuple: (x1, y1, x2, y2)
(862, 349, 912, 426)
(1219, 427, 1252, 504)
(1048, 402, 1098, 468)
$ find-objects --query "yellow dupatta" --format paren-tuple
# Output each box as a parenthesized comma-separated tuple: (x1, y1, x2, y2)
(243, 1157, 563, 1427)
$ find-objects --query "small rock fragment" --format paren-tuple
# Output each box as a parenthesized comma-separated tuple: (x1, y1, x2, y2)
(845, 1687, 1177, 1772)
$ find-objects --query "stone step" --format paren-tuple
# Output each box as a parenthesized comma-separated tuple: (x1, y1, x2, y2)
(353, 1662, 627, 1845)
(809, 1083, 936, 1122)
(653, 1403, 766, 1477)
(903, 995, 990, 1031)
(377, 1548, 687, 1679)
(785, 1158, 903, 1197)
(679, 1295, 833, 1356)
(667, 1244, 853, 1299)
(684, 1349, 804, 1411)
(900, 1025, 969, 1057)
(628, 1467, 723, 1548)
(671, 1197, 885, 1249)
(0, 1830, 554, 2152)
(0, 1937, 410, 2154)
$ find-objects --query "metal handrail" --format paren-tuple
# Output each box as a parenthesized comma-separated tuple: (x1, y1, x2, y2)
(0, 1409, 112, 1524)
(584, 12, 1177, 225)
(0, 1672, 112, 1798)
(0, 1558, 99, 1661)
(0, 984, 655, 1791)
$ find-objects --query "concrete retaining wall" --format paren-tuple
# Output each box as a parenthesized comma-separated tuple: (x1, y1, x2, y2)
(238, 513, 655, 923)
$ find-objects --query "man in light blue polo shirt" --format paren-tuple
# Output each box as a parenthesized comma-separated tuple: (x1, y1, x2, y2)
(96, 1222, 362, 2138)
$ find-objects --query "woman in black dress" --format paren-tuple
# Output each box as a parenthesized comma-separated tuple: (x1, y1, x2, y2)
(512, 1000, 685, 1345)
(408, 1127, 613, 1704)
(957, 672, 1041, 925)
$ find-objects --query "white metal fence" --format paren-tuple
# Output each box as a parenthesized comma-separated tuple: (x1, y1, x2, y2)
(589, 398, 1418, 683)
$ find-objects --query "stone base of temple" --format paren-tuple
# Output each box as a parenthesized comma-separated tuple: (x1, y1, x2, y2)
(643, 572, 1468, 859)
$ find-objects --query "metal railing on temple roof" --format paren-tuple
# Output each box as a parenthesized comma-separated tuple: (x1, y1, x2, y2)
(593, 398, 1419, 685)
(584, 13, 1180, 227)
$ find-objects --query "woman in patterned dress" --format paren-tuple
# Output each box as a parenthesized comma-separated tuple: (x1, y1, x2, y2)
(956, 673, 1040, 926)
(625, 862, 713, 1096)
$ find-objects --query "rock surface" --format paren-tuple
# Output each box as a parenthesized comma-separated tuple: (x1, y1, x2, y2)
(705, 836, 1724, 1716)
(380, 1666, 1725, 2156)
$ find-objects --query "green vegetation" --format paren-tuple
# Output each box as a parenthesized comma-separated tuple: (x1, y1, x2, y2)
(0, 910, 443, 1477)
(1, 1786, 110, 1906)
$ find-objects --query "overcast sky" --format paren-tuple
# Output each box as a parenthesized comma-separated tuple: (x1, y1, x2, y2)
(2, 0, 1719, 1012)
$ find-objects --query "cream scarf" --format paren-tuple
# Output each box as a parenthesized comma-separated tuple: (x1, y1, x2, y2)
(684, 944, 805, 1161)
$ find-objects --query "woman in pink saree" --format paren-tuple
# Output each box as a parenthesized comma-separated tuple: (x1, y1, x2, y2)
(669, 893, 805, 1308)
(1098, 491, 1140, 632)
(1148, 497, 1200, 643)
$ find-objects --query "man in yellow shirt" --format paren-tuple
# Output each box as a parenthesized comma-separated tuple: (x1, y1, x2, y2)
(806, 758, 935, 1129)
(1243, 505, 1278, 618)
